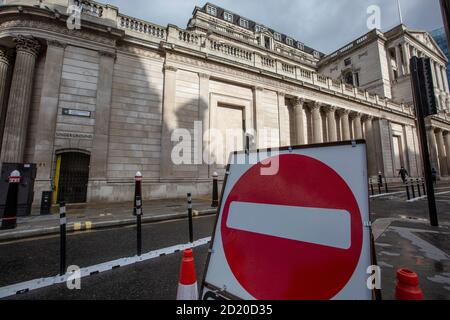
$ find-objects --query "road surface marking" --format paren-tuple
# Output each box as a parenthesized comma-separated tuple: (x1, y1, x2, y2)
(227, 201, 351, 250)
(369, 191, 404, 199)
(407, 191, 450, 203)
(0, 237, 211, 299)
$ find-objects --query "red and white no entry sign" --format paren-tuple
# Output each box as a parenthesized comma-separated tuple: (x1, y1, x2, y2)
(202, 142, 372, 300)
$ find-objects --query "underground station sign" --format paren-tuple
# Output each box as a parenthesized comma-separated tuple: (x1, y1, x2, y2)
(201, 141, 373, 300)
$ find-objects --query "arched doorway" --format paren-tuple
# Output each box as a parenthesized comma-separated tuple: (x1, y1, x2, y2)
(53, 152, 90, 204)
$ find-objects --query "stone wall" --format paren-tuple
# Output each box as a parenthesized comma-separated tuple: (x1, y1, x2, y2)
(107, 52, 164, 181)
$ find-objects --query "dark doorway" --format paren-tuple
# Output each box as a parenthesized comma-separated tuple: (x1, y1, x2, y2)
(56, 152, 90, 204)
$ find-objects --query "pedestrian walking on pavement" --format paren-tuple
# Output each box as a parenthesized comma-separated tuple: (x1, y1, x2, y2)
(398, 167, 409, 183)
(431, 168, 437, 185)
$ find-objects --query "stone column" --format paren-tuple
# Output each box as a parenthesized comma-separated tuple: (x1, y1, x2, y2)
(293, 97, 305, 145)
(427, 126, 440, 176)
(443, 131, 450, 174)
(339, 109, 351, 141)
(431, 61, 438, 92)
(395, 45, 403, 77)
(434, 62, 443, 91)
(198, 73, 210, 178)
(441, 66, 449, 93)
(253, 86, 265, 148)
(33, 40, 66, 192)
(89, 51, 115, 182)
(160, 65, 178, 179)
(402, 43, 410, 74)
(324, 106, 337, 142)
(0, 47, 12, 153)
(310, 102, 322, 143)
(0, 36, 41, 164)
(435, 129, 449, 176)
(351, 112, 363, 139)
(363, 115, 377, 176)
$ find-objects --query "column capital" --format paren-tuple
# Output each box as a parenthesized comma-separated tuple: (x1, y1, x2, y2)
(361, 114, 374, 122)
(310, 101, 323, 111)
(14, 35, 41, 57)
(99, 51, 117, 60)
(199, 73, 210, 79)
(163, 65, 178, 72)
(292, 97, 305, 108)
(322, 105, 337, 113)
(337, 108, 351, 116)
(253, 85, 264, 92)
(47, 39, 67, 49)
(0, 46, 10, 65)
(349, 111, 362, 119)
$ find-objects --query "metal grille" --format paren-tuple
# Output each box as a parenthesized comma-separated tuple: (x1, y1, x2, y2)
(57, 153, 90, 204)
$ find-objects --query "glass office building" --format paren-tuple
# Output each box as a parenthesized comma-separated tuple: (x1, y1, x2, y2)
(431, 27, 450, 84)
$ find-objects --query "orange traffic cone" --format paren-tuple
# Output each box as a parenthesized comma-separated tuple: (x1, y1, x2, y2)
(176, 249, 198, 300)
(395, 268, 424, 300)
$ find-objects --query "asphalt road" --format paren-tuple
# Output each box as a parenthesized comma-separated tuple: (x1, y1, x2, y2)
(0, 215, 216, 292)
(2, 185, 450, 300)
(370, 185, 450, 225)
(6, 246, 210, 300)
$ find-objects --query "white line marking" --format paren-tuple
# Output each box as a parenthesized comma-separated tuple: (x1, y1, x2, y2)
(370, 191, 404, 199)
(0, 237, 211, 299)
(407, 191, 450, 203)
(227, 201, 351, 250)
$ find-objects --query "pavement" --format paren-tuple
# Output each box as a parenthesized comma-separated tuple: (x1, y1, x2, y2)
(0, 197, 217, 242)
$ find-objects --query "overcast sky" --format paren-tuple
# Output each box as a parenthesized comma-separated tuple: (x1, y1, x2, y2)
(104, 0, 444, 54)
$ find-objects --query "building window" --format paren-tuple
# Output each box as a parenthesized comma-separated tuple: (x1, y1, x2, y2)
(313, 51, 320, 58)
(354, 72, 360, 87)
(344, 71, 354, 85)
(344, 58, 352, 66)
(264, 36, 271, 50)
(297, 42, 304, 50)
(239, 18, 249, 29)
(255, 25, 261, 33)
(206, 5, 217, 16)
(224, 12, 233, 22)
(274, 33, 281, 41)
(286, 38, 294, 46)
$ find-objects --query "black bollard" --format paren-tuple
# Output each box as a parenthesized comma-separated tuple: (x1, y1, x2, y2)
(187, 193, 193, 243)
(406, 180, 411, 201)
(134, 172, 143, 256)
(417, 179, 421, 197)
(211, 172, 219, 208)
(370, 178, 374, 196)
(59, 202, 66, 276)
(411, 179, 416, 199)
(1, 170, 21, 230)
(422, 178, 427, 196)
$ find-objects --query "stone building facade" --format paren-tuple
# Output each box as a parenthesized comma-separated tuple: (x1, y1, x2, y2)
(0, 0, 450, 205)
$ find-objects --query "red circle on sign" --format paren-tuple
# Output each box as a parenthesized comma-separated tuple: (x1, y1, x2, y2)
(221, 154, 363, 300)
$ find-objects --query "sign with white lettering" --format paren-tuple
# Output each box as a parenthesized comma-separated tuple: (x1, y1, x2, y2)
(62, 108, 91, 118)
(201, 141, 373, 300)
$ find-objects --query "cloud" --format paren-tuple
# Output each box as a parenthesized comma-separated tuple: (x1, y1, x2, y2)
(105, 0, 444, 54)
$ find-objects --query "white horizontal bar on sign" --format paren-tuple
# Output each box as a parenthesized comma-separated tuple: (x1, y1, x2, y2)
(226, 202, 351, 250)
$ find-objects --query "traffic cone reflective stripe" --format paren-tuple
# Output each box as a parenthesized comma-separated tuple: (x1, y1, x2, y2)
(395, 268, 424, 300)
(176, 249, 198, 300)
